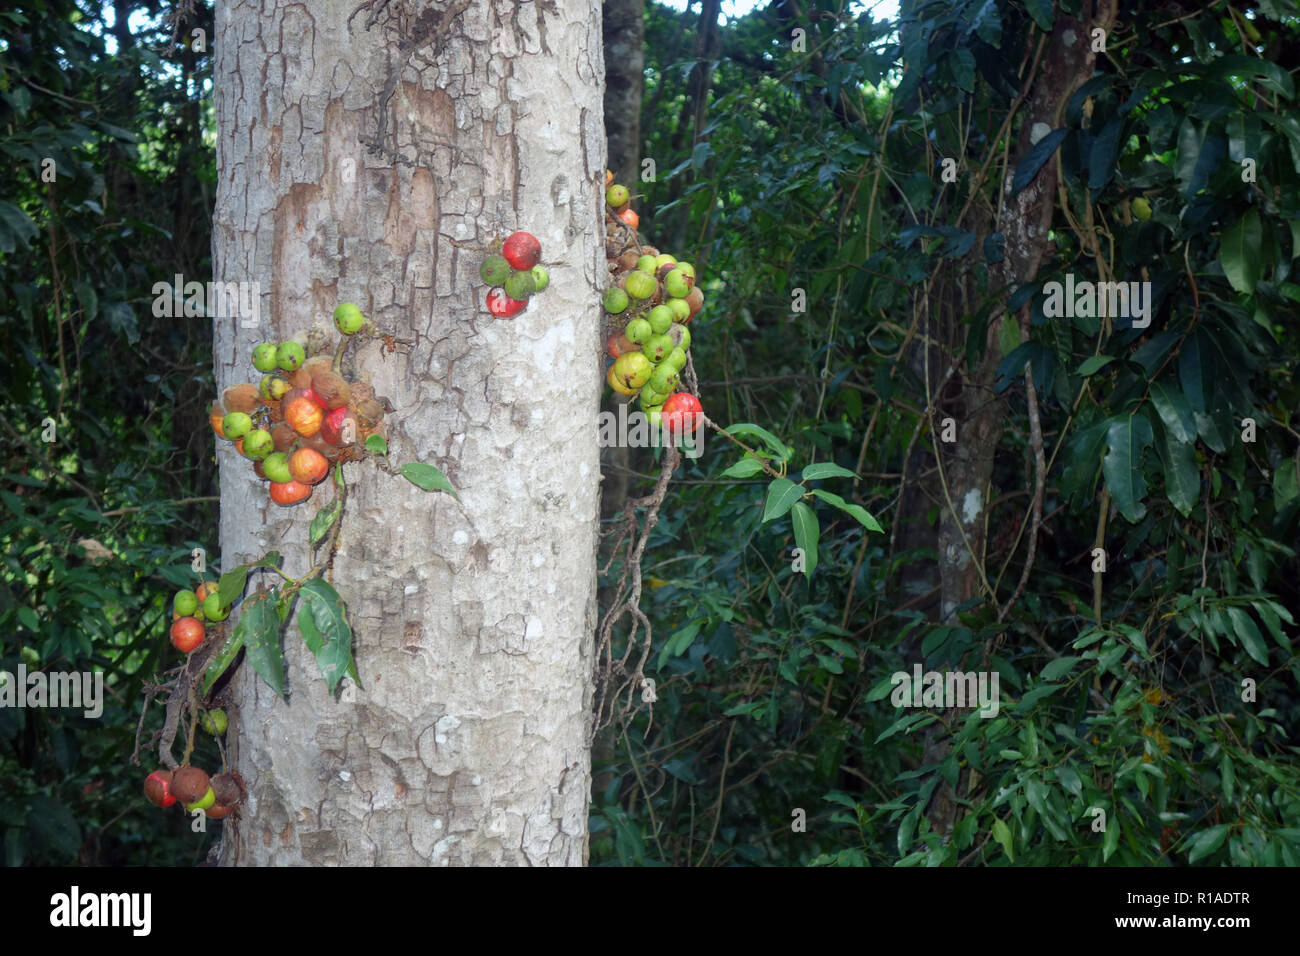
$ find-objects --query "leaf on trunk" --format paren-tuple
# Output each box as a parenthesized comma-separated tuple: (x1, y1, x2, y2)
(297, 578, 360, 693)
(400, 462, 459, 500)
(238, 588, 286, 699)
(308, 497, 342, 550)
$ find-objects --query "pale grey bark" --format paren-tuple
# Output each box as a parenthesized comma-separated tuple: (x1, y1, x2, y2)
(212, 0, 605, 865)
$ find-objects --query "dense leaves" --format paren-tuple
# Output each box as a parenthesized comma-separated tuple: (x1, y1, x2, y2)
(593, 0, 1300, 867)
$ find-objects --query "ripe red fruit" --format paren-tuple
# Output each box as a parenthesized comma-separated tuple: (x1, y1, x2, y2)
(285, 396, 324, 437)
(289, 447, 330, 485)
(486, 287, 527, 318)
(144, 770, 177, 808)
(320, 406, 358, 445)
(502, 231, 542, 270)
(661, 393, 703, 436)
(269, 480, 313, 506)
(616, 207, 639, 231)
(170, 617, 204, 653)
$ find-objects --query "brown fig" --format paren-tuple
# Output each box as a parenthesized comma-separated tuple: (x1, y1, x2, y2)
(354, 398, 385, 426)
(300, 355, 334, 380)
(170, 765, 210, 805)
(211, 772, 243, 807)
(310, 370, 352, 410)
(205, 803, 236, 820)
(270, 422, 296, 453)
(288, 367, 313, 391)
(349, 381, 375, 405)
(222, 383, 263, 415)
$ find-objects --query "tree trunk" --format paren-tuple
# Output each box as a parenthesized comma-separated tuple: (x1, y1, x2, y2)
(213, 0, 605, 866)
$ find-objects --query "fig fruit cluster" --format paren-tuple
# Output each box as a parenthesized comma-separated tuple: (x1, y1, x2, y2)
(168, 581, 227, 653)
(208, 304, 390, 508)
(482, 231, 549, 318)
(143, 765, 244, 820)
(603, 171, 705, 435)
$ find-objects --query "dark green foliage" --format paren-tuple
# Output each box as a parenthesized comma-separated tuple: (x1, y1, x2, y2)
(1, 0, 219, 864)
(593, 0, 1300, 866)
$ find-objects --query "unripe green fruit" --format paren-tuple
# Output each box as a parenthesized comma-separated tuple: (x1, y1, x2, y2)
(260, 373, 290, 401)
(674, 262, 696, 282)
(611, 351, 654, 390)
(185, 786, 217, 812)
(252, 344, 279, 372)
(504, 270, 536, 300)
(664, 269, 691, 299)
(222, 412, 252, 440)
(665, 347, 688, 372)
(202, 591, 228, 622)
(666, 298, 691, 322)
(606, 184, 630, 207)
(624, 271, 657, 300)
(263, 451, 293, 483)
(530, 265, 550, 292)
(642, 333, 673, 364)
(639, 386, 664, 407)
(636, 255, 658, 274)
(644, 404, 664, 430)
(624, 318, 652, 343)
(649, 364, 679, 394)
(670, 323, 691, 351)
(1132, 197, 1152, 221)
(603, 288, 629, 314)
(653, 253, 677, 271)
(333, 303, 364, 335)
(646, 305, 674, 334)
(276, 341, 306, 372)
(173, 590, 199, 617)
(481, 254, 511, 286)
(242, 428, 273, 460)
(201, 709, 228, 735)
(192, 602, 206, 623)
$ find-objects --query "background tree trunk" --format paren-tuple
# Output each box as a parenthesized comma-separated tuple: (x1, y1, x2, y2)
(213, 0, 605, 866)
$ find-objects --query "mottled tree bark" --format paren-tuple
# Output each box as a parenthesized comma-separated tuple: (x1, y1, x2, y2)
(602, 0, 643, 189)
(213, 0, 605, 866)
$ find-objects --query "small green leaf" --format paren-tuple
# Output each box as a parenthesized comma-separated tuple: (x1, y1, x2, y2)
(991, 817, 1014, 862)
(200, 628, 245, 697)
(1226, 607, 1268, 665)
(719, 457, 764, 479)
(399, 462, 460, 500)
(1102, 814, 1120, 861)
(1077, 355, 1115, 377)
(297, 578, 359, 693)
(762, 478, 803, 523)
(218, 565, 249, 610)
(657, 619, 704, 670)
(237, 589, 285, 698)
(800, 462, 858, 481)
(724, 423, 792, 461)
(365, 434, 388, 455)
(1101, 412, 1154, 523)
(790, 501, 819, 577)
(1220, 209, 1262, 294)
(1187, 824, 1229, 863)
(1220, 755, 1235, 804)
(809, 488, 883, 532)
(308, 498, 342, 549)
(1040, 656, 1081, 681)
